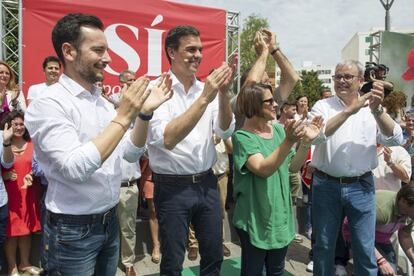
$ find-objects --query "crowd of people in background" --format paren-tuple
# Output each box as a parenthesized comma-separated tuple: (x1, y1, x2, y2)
(0, 11, 414, 276)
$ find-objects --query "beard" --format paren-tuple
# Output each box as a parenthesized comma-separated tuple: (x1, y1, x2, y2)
(74, 51, 105, 84)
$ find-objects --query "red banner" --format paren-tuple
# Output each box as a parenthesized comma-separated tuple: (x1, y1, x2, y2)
(22, 0, 226, 96)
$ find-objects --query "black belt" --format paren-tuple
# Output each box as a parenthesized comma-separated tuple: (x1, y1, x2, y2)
(315, 169, 372, 184)
(46, 205, 117, 225)
(121, 179, 138, 188)
(153, 169, 213, 184)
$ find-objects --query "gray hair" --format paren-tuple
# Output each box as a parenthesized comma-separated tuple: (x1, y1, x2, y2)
(335, 60, 364, 77)
(119, 69, 135, 83)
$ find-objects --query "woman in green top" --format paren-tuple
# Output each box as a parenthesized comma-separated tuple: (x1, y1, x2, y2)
(232, 83, 322, 275)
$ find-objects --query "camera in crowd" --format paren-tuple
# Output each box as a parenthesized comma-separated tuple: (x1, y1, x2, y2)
(363, 62, 389, 82)
(360, 62, 393, 97)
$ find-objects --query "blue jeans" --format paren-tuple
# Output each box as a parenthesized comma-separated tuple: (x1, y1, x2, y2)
(236, 228, 287, 276)
(42, 208, 120, 276)
(154, 172, 223, 276)
(0, 204, 7, 270)
(376, 243, 397, 275)
(312, 172, 377, 276)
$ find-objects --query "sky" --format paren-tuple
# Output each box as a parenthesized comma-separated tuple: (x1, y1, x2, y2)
(175, 0, 414, 68)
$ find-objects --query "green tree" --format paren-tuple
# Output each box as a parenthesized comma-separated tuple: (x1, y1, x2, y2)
(288, 70, 327, 107)
(2, 2, 19, 77)
(240, 14, 274, 76)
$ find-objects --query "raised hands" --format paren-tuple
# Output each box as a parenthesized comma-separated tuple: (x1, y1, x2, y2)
(284, 119, 306, 144)
(202, 63, 232, 103)
(368, 81, 384, 111)
(260, 28, 278, 53)
(254, 31, 269, 56)
(345, 92, 372, 115)
(3, 122, 14, 144)
(141, 73, 173, 115)
(10, 86, 20, 103)
(303, 116, 324, 143)
(285, 116, 324, 145)
(219, 54, 238, 94)
(383, 146, 392, 164)
(117, 76, 151, 120)
(0, 88, 6, 104)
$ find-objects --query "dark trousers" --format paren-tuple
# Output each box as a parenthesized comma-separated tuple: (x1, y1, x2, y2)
(236, 228, 287, 276)
(0, 204, 7, 270)
(154, 172, 223, 276)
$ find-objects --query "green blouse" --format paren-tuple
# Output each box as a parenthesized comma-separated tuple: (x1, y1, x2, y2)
(232, 123, 295, 249)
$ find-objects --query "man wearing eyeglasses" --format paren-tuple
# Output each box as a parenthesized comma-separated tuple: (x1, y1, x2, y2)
(309, 60, 403, 276)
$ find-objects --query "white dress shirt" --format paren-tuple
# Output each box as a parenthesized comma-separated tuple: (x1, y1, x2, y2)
(310, 95, 403, 177)
(25, 74, 145, 215)
(374, 146, 411, 191)
(147, 72, 235, 175)
(0, 131, 15, 207)
(27, 82, 47, 101)
(120, 159, 141, 182)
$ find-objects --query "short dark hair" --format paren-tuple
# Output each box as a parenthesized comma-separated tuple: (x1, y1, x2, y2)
(280, 102, 296, 113)
(397, 184, 414, 207)
(42, 56, 61, 70)
(52, 13, 104, 66)
(164, 25, 200, 64)
(236, 83, 272, 119)
(1, 110, 31, 142)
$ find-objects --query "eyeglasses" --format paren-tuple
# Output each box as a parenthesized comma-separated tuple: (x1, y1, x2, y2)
(332, 74, 358, 82)
(262, 98, 275, 105)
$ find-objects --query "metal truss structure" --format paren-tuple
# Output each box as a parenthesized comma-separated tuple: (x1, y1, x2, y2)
(226, 10, 240, 94)
(0, 0, 20, 79)
(368, 31, 381, 64)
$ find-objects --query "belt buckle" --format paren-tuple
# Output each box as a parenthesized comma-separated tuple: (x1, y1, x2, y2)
(339, 177, 345, 184)
(192, 174, 202, 184)
(102, 209, 111, 224)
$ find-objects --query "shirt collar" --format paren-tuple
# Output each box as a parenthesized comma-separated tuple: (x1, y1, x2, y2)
(59, 74, 101, 98)
(168, 70, 203, 91)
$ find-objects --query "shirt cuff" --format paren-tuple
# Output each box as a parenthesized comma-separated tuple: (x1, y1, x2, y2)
(214, 117, 235, 140)
(1, 156, 14, 169)
(123, 135, 147, 162)
(379, 124, 404, 146)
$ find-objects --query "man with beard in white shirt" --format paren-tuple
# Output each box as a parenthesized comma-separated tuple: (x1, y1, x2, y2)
(25, 13, 172, 275)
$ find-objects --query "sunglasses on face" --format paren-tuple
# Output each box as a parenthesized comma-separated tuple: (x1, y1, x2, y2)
(262, 98, 276, 105)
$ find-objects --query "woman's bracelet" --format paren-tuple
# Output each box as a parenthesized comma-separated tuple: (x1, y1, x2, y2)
(111, 120, 128, 132)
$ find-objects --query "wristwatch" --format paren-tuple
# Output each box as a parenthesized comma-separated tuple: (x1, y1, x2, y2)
(371, 105, 384, 117)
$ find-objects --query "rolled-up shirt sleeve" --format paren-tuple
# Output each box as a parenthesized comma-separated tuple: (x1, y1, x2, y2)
(25, 97, 102, 183)
(212, 97, 235, 140)
(377, 122, 404, 146)
(122, 131, 146, 162)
